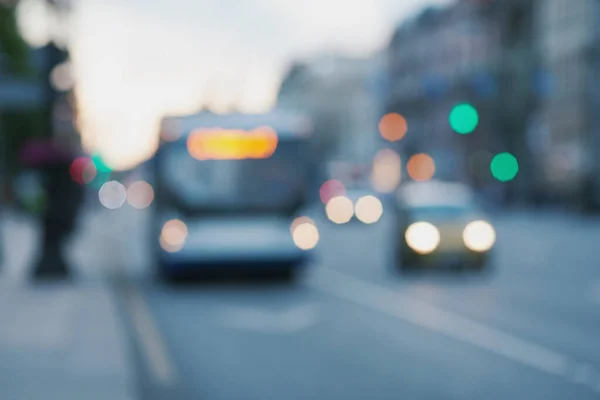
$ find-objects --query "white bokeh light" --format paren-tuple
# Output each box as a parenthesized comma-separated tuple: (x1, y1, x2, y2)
(50, 62, 75, 92)
(463, 220, 496, 252)
(354, 195, 383, 224)
(15, 0, 50, 48)
(292, 223, 320, 250)
(405, 222, 440, 255)
(98, 181, 127, 209)
(326, 196, 354, 224)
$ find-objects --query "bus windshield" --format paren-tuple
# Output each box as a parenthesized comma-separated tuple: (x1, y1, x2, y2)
(159, 137, 310, 212)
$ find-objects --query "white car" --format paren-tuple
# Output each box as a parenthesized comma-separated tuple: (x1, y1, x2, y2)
(395, 181, 496, 271)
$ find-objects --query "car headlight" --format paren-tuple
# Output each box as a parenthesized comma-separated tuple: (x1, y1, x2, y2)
(355, 195, 383, 224)
(405, 222, 440, 254)
(326, 196, 354, 224)
(290, 216, 319, 250)
(463, 220, 496, 252)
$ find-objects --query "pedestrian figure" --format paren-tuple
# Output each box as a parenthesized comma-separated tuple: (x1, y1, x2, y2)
(20, 139, 84, 279)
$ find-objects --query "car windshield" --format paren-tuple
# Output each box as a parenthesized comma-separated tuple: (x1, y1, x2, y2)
(409, 205, 472, 220)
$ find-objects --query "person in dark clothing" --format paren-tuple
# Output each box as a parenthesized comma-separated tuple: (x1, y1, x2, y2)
(20, 139, 84, 279)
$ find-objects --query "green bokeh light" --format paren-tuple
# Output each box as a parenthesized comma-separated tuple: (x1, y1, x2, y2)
(88, 170, 111, 189)
(490, 152, 519, 182)
(449, 103, 479, 134)
(91, 154, 112, 173)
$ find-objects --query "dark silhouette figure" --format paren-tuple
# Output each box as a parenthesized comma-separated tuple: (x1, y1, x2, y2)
(20, 139, 83, 280)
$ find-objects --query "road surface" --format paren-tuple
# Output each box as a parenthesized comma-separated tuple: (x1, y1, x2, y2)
(110, 207, 600, 400)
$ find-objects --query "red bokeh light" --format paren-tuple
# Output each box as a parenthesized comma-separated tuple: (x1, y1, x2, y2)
(70, 157, 95, 185)
(319, 180, 346, 204)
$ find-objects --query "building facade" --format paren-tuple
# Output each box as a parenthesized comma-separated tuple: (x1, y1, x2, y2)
(277, 54, 385, 165)
(386, 0, 503, 186)
(588, 1, 600, 209)
(386, 0, 551, 206)
(535, 0, 600, 208)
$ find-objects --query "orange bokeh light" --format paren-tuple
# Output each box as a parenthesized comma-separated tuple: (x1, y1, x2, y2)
(187, 127, 278, 160)
(378, 113, 407, 142)
(127, 180, 155, 209)
(370, 149, 402, 193)
(407, 153, 436, 182)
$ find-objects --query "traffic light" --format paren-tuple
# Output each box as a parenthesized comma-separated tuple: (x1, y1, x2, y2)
(449, 103, 479, 135)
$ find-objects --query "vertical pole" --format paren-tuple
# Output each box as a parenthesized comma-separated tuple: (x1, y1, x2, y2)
(32, 36, 77, 280)
(0, 113, 4, 270)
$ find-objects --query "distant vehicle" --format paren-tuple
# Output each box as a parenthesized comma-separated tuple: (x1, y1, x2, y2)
(320, 161, 383, 225)
(151, 110, 318, 280)
(394, 181, 496, 271)
(324, 185, 384, 225)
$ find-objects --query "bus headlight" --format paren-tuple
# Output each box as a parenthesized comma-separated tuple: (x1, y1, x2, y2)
(326, 196, 354, 224)
(291, 217, 319, 250)
(405, 222, 440, 254)
(160, 219, 188, 252)
(355, 195, 383, 224)
(463, 220, 496, 252)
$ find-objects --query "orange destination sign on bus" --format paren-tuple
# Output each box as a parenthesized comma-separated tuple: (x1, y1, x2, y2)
(187, 127, 278, 160)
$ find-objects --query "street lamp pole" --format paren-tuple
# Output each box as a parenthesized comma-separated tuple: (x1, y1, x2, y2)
(30, 0, 83, 280)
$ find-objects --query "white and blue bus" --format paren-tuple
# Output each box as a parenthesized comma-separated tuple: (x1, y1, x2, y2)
(151, 110, 319, 280)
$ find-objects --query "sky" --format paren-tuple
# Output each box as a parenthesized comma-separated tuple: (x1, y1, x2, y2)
(17, 0, 452, 169)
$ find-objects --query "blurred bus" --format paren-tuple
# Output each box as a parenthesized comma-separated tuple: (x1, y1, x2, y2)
(151, 110, 319, 280)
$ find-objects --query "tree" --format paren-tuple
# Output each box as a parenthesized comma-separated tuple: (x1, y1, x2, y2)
(0, 3, 30, 75)
(0, 2, 37, 204)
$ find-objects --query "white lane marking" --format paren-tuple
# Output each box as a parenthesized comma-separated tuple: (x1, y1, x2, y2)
(123, 285, 176, 385)
(221, 304, 319, 334)
(311, 269, 570, 377)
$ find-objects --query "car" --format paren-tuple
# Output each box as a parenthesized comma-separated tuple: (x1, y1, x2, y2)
(150, 110, 320, 280)
(394, 181, 496, 271)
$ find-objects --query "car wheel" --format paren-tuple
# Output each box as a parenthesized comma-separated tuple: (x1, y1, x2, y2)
(395, 247, 416, 272)
(155, 259, 176, 282)
(272, 266, 299, 282)
(154, 254, 187, 283)
(399, 259, 419, 272)
(469, 254, 490, 272)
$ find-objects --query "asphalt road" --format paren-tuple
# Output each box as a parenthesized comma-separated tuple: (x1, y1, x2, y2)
(112, 207, 600, 400)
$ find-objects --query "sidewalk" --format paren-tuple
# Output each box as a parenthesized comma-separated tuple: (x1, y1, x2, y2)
(0, 208, 136, 400)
